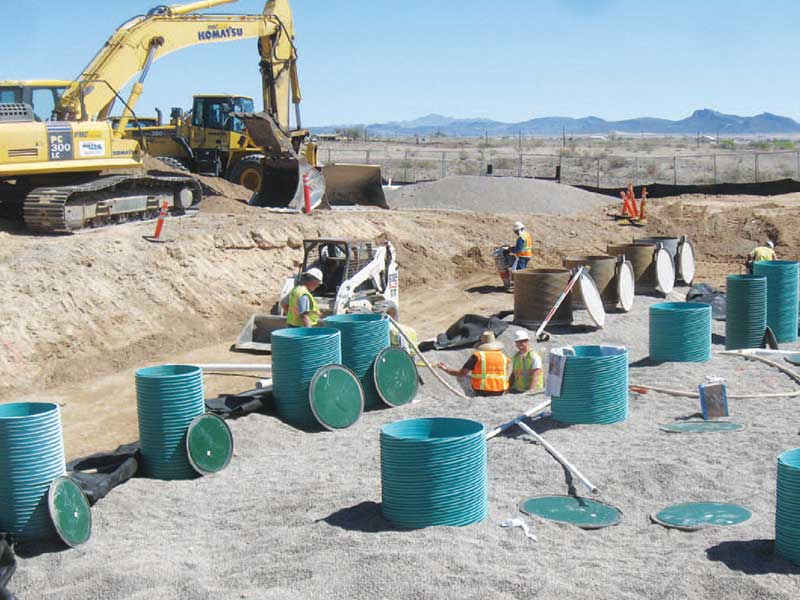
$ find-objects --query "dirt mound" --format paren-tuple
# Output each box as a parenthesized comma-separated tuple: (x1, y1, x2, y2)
(386, 176, 611, 214)
(143, 154, 252, 202)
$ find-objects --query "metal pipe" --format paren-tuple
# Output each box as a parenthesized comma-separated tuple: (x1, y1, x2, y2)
(255, 378, 273, 390)
(168, 0, 237, 16)
(196, 364, 272, 372)
(517, 421, 599, 494)
(486, 398, 550, 440)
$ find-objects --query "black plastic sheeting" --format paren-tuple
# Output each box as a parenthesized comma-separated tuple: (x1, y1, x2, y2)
(0, 534, 17, 600)
(686, 283, 727, 321)
(418, 314, 510, 352)
(67, 443, 140, 506)
(577, 178, 800, 199)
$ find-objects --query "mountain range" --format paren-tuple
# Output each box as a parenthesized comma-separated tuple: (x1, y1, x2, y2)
(312, 109, 800, 137)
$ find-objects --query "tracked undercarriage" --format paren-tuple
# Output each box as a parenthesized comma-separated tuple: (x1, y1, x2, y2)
(4, 174, 202, 233)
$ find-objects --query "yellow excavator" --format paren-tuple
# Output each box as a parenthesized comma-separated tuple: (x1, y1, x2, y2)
(0, 0, 324, 232)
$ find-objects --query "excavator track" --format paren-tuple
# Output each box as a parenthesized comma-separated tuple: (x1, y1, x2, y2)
(22, 174, 202, 233)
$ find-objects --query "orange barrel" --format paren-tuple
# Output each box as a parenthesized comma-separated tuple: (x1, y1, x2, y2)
(514, 269, 573, 327)
(562, 255, 618, 309)
(607, 243, 657, 293)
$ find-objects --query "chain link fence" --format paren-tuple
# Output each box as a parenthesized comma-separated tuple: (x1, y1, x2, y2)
(318, 146, 800, 188)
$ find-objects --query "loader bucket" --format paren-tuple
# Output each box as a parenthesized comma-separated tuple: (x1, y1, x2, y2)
(322, 164, 388, 208)
(234, 314, 288, 352)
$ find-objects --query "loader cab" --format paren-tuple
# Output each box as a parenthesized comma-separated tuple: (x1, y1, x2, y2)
(190, 95, 253, 133)
(0, 80, 69, 121)
(300, 239, 383, 298)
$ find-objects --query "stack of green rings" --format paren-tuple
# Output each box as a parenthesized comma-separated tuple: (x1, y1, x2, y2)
(380, 418, 487, 528)
(649, 302, 711, 362)
(551, 346, 629, 425)
(271, 328, 341, 428)
(776, 448, 800, 565)
(725, 275, 767, 350)
(753, 260, 799, 343)
(324, 314, 390, 409)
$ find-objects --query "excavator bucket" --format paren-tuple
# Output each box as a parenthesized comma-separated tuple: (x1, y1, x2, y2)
(321, 164, 388, 208)
(237, 111, 388, 209)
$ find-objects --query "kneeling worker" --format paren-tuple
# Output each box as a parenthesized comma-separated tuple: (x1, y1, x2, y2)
(437, 331, 510, 396)
(282, 268, 323, 327)
(509, 330, 543, 393)
(746, 240, 776, 274)
(380, 301, 419, 355)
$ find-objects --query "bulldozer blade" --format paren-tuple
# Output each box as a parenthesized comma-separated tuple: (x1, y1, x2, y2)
(234, 314, 288, 352)
(322, 164, 388, 208)
(247, 156, 325, 209)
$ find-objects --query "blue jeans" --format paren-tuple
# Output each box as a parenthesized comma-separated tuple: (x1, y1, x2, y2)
(514, 257, 530, 271)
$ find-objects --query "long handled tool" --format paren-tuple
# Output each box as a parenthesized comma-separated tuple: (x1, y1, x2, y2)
(534, 266, 584, 342)
(387, 316, 468, 399)
(486, 399, 550, 440)
(517, 420, 599, 494)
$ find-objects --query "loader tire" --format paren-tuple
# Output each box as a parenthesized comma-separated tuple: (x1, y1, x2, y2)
(228, 154, 265, 192)
(155, 156, 190, 173)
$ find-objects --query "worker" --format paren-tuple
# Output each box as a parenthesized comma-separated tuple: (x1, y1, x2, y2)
(437, 331, 510, 397)
(508, 330, 543, 393)
(746, 240, 776, 273)
(510, 221, 533, 270)
(281, 268, 323, 327)
(379, 301, 419, 355)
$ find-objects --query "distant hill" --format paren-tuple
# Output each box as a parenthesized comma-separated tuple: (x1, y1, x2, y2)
(312, 109, 800, 137)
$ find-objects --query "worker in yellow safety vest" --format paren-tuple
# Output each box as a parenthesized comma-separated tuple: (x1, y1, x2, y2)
(746, 240, 776, 273)
(281, 268, 323, 327)
(437, 331, 510, 396)
(509, 329, 543, 393)
(510, 221, 533, 270)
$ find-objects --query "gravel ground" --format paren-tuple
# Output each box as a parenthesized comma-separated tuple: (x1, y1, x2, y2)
(9, 287, 800, 599)
(386, 176, 611, 214)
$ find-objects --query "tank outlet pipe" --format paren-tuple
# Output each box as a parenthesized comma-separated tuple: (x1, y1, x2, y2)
(486, 398, 550, 440)
(255, 379, 273, 390)
(516, 420, 599, 494)
(195, 364, 272, 372)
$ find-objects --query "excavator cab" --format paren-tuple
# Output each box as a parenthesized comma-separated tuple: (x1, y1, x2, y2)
(0, 80, 70, 121)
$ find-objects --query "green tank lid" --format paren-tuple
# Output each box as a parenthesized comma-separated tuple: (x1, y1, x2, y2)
(309, 365, 364, 431)
(652, 502, 752, 530)
(519, 495, 623, 529)
(660, 421, 745, 434)
(48, 476, 92, 547)
(374, 347, 419, 407)
(186, 413, 234, 475)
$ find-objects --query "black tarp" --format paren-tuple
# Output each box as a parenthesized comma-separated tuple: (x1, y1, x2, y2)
(577, 178, 800, 199)
(686, 283, 727, 321)
(418, 314, 510, 352)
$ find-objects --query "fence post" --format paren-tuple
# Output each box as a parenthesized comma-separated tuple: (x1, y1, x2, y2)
(713, 155, 718, 184)
(441, 152, 446, 178)
(673, 156, 677, 185)
(404, 150, 409, 183)
(633, 157, 639, 186)
(327, 148, 332, 163)
(366, 150, 371, 164)
(754, 153, 759, 182)
(797, 151, 800, 180)
(518, 153, 523, 177)
(413, 159, 417, 183)
(596, 158, 601, 188)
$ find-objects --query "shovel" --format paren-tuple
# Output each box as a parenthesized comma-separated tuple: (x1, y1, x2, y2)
(534, 267, 585, 342)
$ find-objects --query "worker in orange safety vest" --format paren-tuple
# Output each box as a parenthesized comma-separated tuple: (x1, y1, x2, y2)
(437, 331, 511, 397)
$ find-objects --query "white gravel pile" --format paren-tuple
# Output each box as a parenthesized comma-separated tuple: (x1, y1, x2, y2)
(386, 176, 610, 214)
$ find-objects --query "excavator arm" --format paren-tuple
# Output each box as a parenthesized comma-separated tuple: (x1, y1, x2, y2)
(57, 0, 301, 145)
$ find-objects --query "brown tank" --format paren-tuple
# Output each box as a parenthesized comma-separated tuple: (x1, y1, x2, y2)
(607, 243, 657, 293)
(514, 269, 573, 327)
(562, 255, 618, 308)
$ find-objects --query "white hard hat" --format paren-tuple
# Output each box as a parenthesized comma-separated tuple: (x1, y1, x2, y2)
(304, 267, 324, 283)
(513, 221, 525, 232)
(767, 240, 775, 248)
(513, 329, 530, 343)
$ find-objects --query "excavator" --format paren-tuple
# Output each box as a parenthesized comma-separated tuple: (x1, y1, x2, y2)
(0, 0, 383, 233)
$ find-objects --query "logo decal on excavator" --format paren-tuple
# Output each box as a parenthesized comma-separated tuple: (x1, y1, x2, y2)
(197, 26, 244, 41)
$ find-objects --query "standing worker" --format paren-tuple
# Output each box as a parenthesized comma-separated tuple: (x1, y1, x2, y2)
(510, 222, 533, 270)
(281, 268, 323, 327)
(508, 330, 543, 393)
(746, 240, 776, 273)
(437, 331, 510, 397)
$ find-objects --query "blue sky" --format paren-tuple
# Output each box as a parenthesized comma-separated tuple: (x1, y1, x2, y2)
(1, 0, 798, 126)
